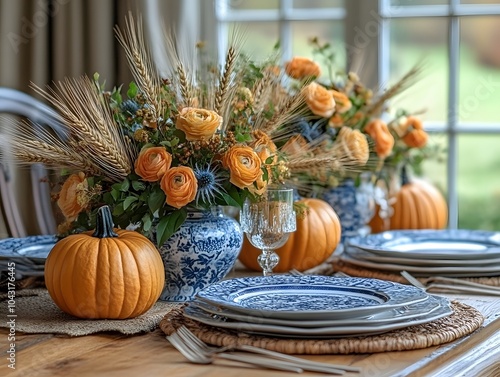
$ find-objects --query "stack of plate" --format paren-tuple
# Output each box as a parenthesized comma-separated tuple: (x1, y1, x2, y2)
(185, 275, 452, 339)
(344, 229, 500, 278)
(0, 235, 56, 280)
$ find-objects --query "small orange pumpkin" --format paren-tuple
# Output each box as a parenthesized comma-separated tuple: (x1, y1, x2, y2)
(238, 198, 341, 272)
(369, 168, 448, 232)
(45, 206, 165, 319)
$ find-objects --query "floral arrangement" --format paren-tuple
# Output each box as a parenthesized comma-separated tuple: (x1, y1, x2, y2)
(280, 38, 441, 194)
(4, 17, 359, 246)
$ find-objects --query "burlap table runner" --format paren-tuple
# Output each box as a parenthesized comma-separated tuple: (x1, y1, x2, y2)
(0, 289, 181, 336)
(160, 301, 484, 355)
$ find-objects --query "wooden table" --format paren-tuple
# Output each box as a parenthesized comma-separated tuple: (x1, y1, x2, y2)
(2, 292, 500, 377)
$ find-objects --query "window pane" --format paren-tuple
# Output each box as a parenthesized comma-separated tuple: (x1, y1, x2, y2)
(389, 18, 448, 122)
(459, 16, 500, 123)
(293, 0, 344, 8)
(228, 22, 279, 61)
(226, 0, 278, 10)
(389, 0, 448, 5)
(421, 133, 448, 196)
(291, 21, 345, 71)
(457, 134, 500, 230)
(460, 0, 500, 4)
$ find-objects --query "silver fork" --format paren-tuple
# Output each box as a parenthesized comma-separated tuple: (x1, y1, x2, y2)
(176, 325, 360, 374)
(401, 270, 500, 296)
(166, 331, 304, 373)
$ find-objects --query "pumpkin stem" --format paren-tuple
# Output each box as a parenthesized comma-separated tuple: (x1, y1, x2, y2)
(92, 206, 119, 238)
(401, 165, 410, 186)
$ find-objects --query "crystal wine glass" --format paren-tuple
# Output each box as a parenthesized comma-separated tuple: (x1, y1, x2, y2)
(240, 188, 296, 276)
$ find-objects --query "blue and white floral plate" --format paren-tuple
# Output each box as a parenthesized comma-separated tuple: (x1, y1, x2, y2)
(195, 275, 429, 320)
(347, 230, 500, 260)
(184, 295, 452, 338)
(189, 294, 444, 327)
(0, 235, 57, 263)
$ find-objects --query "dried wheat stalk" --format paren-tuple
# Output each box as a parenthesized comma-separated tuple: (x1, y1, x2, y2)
(252, 71, 279, 114)
(365, 63, 423, 117)
(115, 12, 162, 118)
(214, 45, 237, 115)
(31, 77, 133, 181)
(0, 119, 100, 175)
(257, 92, 308, 135)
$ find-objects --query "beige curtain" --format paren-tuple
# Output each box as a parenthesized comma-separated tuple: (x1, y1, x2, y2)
(0, 0, 201, 237)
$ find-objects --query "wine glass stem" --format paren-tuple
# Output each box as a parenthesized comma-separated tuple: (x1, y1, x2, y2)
(258, 248, 280, 276)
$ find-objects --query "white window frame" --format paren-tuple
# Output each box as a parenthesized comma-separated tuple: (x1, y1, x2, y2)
(213, 0, 500, 230)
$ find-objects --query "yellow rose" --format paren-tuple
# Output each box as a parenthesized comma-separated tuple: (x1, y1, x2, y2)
(222, 145, 262, 189)
(336, 127, 369, 165)
(285, 57, 321, 80)
(57, 172, 88, 221)
(134, 146, 172, 182)
(303, 82, 336, 118)
(160, 166, 198, 209)
(331, 90, 352, 114)
(364, 119, 395, 159)
(175, 107, 222, 141)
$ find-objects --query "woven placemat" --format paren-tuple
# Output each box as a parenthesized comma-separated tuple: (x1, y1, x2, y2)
(0, 289, 181, 336)
(160, 301, 483, 354)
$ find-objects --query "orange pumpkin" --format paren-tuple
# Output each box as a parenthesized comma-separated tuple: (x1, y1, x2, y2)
(238, 198, 341, 272)
(45, 206, 165, 319)
(369, 170, 448, 232)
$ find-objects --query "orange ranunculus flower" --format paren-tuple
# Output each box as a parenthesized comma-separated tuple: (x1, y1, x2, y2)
(285, 57, 321, 80)
(328, 113, 344, 128)
(331, 90, 352, 114)
(302, 82, 336, 118)
(248, 174, 268, 196)
(251, 130, 278, 163)
(403, 129, 429, 148)
(364, 119, 395, 159)
(222, 145, 262, 189)
(281, 135, 308, 156)
(251, 130, 276, 152)
(160, 166, 198, 209)
(337, 127, 369, 165)
(57, 172, 88, 221)
(264, 65, 282, 77)
(175, 107, 222, 141)
(399, 116, 428, 148)
(134, 146, 172, 182)
(403, 116, 424, 131)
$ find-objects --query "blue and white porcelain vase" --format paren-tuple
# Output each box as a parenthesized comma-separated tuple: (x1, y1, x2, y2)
(156, 207, 243, 302)
(322, 176, 375, 243)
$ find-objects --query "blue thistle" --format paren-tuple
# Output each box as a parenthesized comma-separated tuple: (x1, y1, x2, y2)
(121, 99, 140, 117)
(193, 164, 226, 207)
(291, 118, 327, 142)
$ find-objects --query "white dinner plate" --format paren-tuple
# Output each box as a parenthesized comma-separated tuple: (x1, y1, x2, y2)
(341, 253, 500, 277)
(189, 295, 443, 328)
(345, 246, 500, 267)
(184, 296, 452, 338)
(347, 230, 500, 260)
(195, 275, 429, 320)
